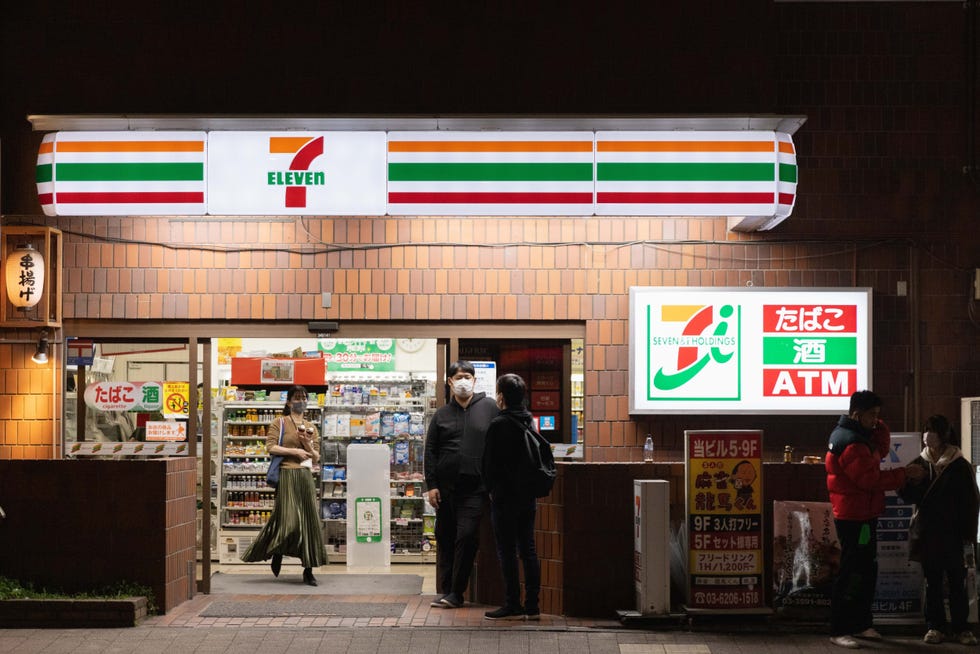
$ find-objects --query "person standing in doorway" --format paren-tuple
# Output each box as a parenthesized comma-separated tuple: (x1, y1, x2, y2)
(825, 390, 925, 649)
(241, 385, 327, 586)
(899, 414, 979, 646)
(482, 373, 542, 620)
(423, 361, 499, 608)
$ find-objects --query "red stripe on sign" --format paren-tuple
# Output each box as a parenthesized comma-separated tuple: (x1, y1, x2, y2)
(763, 369, 857, 397)
(597, 192, 774, 204)
(285, 187, 306, 207)
(763, 305, 857, 333)
(778, 193, 795, 205)
(56, 192, 205, 204)
(388, 192, 593, 204)
(38, 193, 54, 205)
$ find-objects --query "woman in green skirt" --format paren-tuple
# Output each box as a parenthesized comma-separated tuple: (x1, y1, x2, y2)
(241, 385, 327, 585)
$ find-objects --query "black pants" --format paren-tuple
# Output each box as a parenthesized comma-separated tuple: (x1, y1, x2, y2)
(923, 558, 969, 633)
(831, 518, 878, 637)
(434, 488, 486, 596)
(490, 497, 541, 611)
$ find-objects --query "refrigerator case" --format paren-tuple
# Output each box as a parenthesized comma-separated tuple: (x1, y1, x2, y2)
(318, 373, 435, 562)
(218, 401, 323, 564)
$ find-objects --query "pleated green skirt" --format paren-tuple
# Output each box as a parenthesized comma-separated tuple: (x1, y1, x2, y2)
(240, 467, 327, 568)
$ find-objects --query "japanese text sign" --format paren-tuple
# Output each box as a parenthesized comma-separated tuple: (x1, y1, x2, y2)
(630, 287, 872, 414)
(83, 381, 163, 412)
(686, 430, 765, 612)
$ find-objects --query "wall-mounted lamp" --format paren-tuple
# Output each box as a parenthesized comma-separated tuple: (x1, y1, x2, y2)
(31, 329, 50, 365)
(1, 226, 62, 328)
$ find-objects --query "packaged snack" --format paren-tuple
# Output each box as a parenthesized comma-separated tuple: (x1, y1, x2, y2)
(365, 412, 381, 437)
(380, 412, 395, 438)
(395, 440, 410, 465)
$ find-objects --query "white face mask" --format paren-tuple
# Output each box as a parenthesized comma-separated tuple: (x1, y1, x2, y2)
(451, 377, 474, 398)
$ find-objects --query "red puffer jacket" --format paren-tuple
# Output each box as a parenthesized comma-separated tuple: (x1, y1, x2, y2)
(825, 417, 906, 520)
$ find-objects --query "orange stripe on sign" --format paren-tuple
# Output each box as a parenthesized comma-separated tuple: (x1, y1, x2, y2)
(57, 141, 204, 153)
(778, 141, 795, 154)
(38, 142, 54, 154)
(389, 141, 593, 153)
(661, 305, 703, 322)
(598, 141, 774, 153)
(269, 137, 315, 153)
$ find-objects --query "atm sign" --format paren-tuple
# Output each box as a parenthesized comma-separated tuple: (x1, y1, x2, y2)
(762, 304, 859, 398)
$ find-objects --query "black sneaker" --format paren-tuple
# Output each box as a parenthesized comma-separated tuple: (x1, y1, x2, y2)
(524, 608, 541, 621)
(484, 606, 524, 620)
(429, 594, 448, 608)
(438, 593, 464, 608)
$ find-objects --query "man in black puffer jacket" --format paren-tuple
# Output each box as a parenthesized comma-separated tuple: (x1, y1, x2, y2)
(423, 360, 499, 609)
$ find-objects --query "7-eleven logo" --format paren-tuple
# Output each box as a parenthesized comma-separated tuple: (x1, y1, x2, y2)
(647, 303, 740, 400)
(268, 136, 325, 208)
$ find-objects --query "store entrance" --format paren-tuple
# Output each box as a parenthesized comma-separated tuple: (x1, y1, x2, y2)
(60, 321, 585, 596)
(216, 337, 439, 573)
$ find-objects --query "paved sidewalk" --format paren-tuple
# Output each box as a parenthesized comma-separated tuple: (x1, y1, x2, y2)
(0, 585, 955, 653)
(0, 622, 955, 653)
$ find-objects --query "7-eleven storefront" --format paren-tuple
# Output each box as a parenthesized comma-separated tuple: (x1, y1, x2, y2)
(6, 115, 803, 615)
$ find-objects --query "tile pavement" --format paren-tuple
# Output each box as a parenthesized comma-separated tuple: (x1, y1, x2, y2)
(0, 568, 954, 653)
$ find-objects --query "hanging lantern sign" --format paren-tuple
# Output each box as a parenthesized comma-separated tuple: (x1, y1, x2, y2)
(4, 243, 45, 310)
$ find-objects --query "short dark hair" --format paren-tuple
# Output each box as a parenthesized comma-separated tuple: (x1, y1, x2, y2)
(447, 360, 476, 377)
(849, 390, 882, 413)
(496, 373, 527, 409)
(924, 414, 957, 446)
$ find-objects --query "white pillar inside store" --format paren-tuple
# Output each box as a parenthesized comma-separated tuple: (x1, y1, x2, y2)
(634, 479, 670, 614)
(346, 443, 391, 569)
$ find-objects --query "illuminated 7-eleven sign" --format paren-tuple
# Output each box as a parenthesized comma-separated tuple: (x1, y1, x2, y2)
(207, 131, 387, 215)
(268, 136, 325, 208)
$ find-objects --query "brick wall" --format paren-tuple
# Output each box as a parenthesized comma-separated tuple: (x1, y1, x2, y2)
(4, 208, 978, 462)
(0, 331, 58, 459)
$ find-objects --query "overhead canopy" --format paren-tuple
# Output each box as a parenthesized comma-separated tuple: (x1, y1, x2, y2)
(30, 115, 806, 231)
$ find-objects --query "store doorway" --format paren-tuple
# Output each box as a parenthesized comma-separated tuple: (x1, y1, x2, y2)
(59, 322, 585, 597)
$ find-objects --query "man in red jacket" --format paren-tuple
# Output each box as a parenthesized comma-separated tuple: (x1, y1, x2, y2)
(825, 390, 925, 649)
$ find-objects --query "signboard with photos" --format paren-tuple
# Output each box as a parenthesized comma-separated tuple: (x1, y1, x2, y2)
(630, 287, 871, 414)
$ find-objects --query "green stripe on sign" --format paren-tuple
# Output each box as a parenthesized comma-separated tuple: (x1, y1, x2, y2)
(597, 162, 774, 182)
(763, 336, 857, 365)
(55, 162, 204, 182)
(779, 163, 797, 183)
(387, 162, 593, 182)
(36, 164, 53, 183)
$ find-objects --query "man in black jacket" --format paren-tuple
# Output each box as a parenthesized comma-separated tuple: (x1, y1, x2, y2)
(423, 360, 499, 608)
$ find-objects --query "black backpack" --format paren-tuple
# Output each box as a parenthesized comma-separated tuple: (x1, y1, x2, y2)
(505, 415, 557, 498)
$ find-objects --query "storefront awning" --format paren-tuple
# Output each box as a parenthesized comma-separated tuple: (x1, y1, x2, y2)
(30, 115, 806, 231)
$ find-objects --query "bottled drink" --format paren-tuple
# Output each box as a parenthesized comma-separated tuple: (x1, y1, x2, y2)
(643, 434, 654, 462)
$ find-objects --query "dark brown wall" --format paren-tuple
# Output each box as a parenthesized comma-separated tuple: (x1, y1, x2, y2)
(0, 458, 197, 613)
(473, 461, 830, 618)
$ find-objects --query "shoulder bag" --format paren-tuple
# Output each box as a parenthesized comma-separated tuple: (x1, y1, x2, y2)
(265, 418, 285, 488)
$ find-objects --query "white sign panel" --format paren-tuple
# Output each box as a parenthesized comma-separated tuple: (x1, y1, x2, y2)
(145, 421, 188, 442)
(472, 361, 498, 396)
(629, 287, 871, 414)
(875, 433, 923, 615)
(207, 131, 387, 215)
